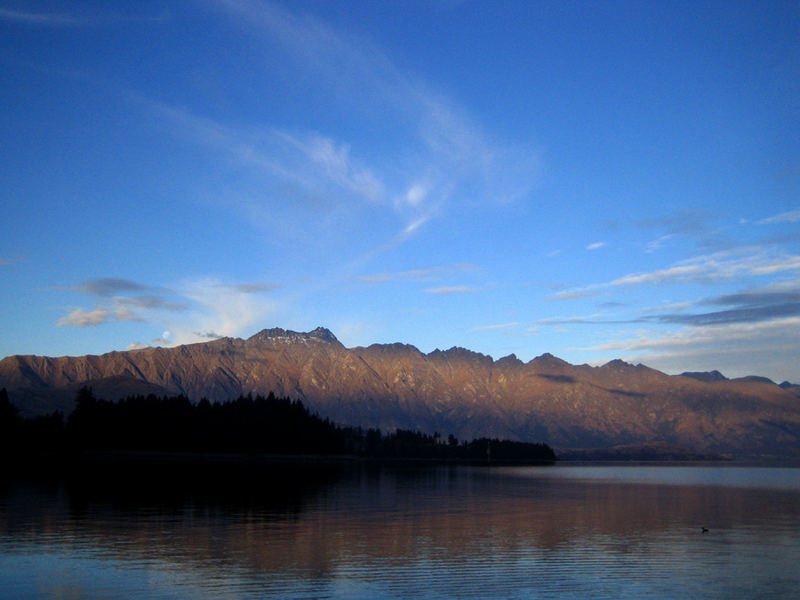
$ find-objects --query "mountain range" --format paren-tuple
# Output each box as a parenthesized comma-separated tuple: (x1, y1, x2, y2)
(2, 327, 799, 459)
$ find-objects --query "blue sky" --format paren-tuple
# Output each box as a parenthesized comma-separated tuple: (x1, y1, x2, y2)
(1, 0, 799, 381)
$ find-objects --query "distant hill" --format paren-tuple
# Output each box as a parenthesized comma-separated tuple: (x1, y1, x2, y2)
(2, 327, 800, 459)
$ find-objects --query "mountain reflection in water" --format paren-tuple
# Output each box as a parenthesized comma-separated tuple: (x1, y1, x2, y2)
(2, 462, 799, 599)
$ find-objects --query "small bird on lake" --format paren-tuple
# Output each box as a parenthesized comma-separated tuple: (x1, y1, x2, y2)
(701, 527, 709, 533)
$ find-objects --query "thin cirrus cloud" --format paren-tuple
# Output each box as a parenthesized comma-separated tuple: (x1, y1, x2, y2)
(573, 318, 800, 356)
(539, 282, 800, 329)
(585, 248, 800, 289)
(424, 286, 478, 295)
(536, 313, 608, 326)
(116, 296, 188, 311)
(646, 234, 673, 253)
(652, 303, 800, 326)
(0, 7, 87, 26)
(214, 281, 280, 294)
(757, 208, 800, 225)
(185, 0, 540, 243)
(634, 209, 712, 236)
(170, 277, 279, 346)
(0, 255, 26, 266)
(148, 101, 382, 205)
(649, 285, 800, 327)
(471, 322, 519, 332)
(357, 264, 479, 284)
(0, 6, 170, 27)
(280, 132, 384, 203)
(71, 277, 150, 297)
(548, 291, 600, 301)
(65, 277, 186, 311)
(571, 317, 800, 380)
(586, 242, 606, 251)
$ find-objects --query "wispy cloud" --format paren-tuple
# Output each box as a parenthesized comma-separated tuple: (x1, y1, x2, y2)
(58, 278, 187, 327)
(357, 263, 478, 284)
(619, 209, 724, 252)
(548, 291, 600, 301)
(536, 313, 608, 325)
(0, 255, 26, 266)
(601, 249, 800, 288)
(609, 265, 707, 286)
(148, 102, 381, 204)
(281, 133, 384, 203)
(471, 322, 519, 331)
(214, 281, 279, 294)
(572, 318, 800, 380)
(72, 278, 150, 297)
(575, 318, 800, 353)
(116, 296, 188, 311)
(57, 306, 144, 327)
(170, 277, 279, 345)
(646, 234, 673, 253)
(0, 7, 170, 27)
(195, 0, 540, 250)
(193, 331, 224, 339)
(641, 301, 693, 313)
(424, 286, 478, 295)
(586, 241, 605, 251)
(634, 209, 712, 236)
(56, 276, 277, 343)
(0, 8, 86, 26)
(654, 303, 800, 326)
(757, 208, 800, 225)
(648, 283, 800, 327)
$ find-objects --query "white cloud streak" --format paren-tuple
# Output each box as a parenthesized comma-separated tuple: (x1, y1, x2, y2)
(357, 263, 479, 284)
(757, 208, 800, 225)
(0, 8, 86, 26)
(571, 318, 800, 381)
(548, 291, 599, 301)
(571, 248, 800, 291)
(168, 277, 279, 345)
(197, 0, 540, 248)
(424, 286, 478, 295)
(57, 306, 144, 327)
(646, 234, 673, 253)
(537, 313, 606, 325)
(471, 322, 519, 331)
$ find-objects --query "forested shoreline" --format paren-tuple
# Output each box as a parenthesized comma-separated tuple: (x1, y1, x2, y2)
(0, 387, 557, 464)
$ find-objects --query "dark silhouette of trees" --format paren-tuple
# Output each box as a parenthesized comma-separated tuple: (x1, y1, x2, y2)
(0, 387, 20, 450)
(66, 389, 348, 455)
(2, 387, 557, 463)
(1, 387, 65, 454)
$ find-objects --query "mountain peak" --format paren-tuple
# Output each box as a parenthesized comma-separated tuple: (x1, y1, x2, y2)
(247, 327, 339, 345)
(601, 359, 637, 370)
(495, 353, 523, 367)
(681, 370, 728, 383)
(530, 352, 568, 366)
(308, 326, 339, 343)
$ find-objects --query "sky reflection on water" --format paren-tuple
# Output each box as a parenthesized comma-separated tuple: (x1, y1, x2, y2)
(1, 463, 799, 599)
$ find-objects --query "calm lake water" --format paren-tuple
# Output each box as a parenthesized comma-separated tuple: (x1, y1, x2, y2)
(1, 460, 799, 599)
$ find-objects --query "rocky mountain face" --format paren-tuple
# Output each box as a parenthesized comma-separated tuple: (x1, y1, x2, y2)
(2, 327, 800, 458)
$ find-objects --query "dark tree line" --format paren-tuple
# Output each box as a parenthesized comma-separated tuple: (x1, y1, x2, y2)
(0, 387, 556, 463)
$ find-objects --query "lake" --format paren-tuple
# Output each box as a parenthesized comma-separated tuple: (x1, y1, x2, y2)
(1, 460, 799, 599)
